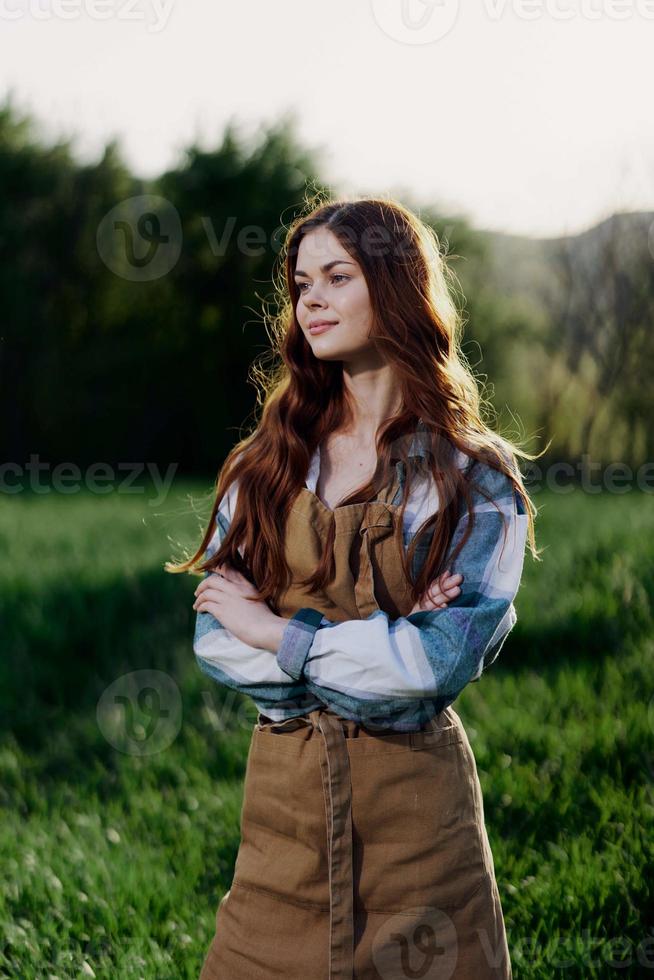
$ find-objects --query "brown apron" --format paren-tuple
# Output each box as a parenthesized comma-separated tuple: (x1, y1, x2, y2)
(199, 464, 513, 979)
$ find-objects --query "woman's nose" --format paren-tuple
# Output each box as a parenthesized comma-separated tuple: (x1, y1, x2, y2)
(304, 289, 327, 308)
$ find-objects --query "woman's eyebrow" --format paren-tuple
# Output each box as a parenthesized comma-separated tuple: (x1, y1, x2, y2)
(294, 259, 356, 278)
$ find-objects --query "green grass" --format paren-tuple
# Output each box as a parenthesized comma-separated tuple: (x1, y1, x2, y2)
(1, 482, 653, 978)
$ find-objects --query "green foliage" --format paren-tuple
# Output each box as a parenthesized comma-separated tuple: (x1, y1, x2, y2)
(4, 97, 652, 477)
(0, 100, 330, 473)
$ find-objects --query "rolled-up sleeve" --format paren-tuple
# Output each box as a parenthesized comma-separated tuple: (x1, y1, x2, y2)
(193, 481, 323, 713)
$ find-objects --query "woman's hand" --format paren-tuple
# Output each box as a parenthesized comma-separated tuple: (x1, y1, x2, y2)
(193, 563, 287, 651)
(409, 570, 463, 615)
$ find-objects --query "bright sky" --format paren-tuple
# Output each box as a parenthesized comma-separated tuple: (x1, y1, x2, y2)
(2, 0, 654, 237)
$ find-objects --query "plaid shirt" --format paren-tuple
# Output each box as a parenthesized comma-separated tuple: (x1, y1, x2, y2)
(193, 431, 529, 732)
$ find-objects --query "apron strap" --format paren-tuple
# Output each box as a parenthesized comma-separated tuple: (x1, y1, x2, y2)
(354, 463, 405, 619)
(256, 707, 441, 976)
(308, 707, 355, 979)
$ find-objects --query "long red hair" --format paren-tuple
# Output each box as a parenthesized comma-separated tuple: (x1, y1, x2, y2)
(166, 194, 544, 611)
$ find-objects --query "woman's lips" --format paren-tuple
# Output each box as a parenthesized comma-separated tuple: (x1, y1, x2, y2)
(309, 321, 338, 335)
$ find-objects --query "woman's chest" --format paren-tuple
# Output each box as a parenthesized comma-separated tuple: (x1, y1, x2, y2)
(279, 468, 437, 623)
(314, 438, 379, 511)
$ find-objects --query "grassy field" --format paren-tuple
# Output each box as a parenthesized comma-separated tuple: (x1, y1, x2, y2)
(0, 480, 653, 978)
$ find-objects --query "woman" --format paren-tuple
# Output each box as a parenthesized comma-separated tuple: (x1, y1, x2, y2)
(169, 196, 541, 979)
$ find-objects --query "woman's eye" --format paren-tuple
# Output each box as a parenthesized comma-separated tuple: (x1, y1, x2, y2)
(296, 275, 349, 291)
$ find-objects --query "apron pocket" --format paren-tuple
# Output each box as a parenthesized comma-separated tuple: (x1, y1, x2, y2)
(350, 734, 490, 913)
(231, 738, 331, 910)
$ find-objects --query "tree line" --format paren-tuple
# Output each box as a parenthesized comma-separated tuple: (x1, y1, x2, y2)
(1, 98, 651, 480)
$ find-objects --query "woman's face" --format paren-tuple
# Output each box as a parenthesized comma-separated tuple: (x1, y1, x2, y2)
(294, 228, 376, 363)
